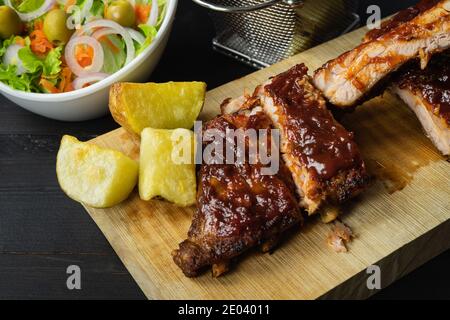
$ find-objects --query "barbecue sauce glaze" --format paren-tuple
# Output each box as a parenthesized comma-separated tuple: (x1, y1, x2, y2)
(396, 53, 450, 125)
(265, 64, 364, 180)
(196, 111, 302, 239)
(365, 0, 440, 41)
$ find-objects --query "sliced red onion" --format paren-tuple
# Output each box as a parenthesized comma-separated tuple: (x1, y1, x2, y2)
(72, 72, 109, 90)
(147, 0, 159, 26)
(5, 0, 55, 22)
(65, 36, 104, 76)
(66, 0, 93, 29)
(91, 27, 115, 40)
(125, 28, 145, 44)
(3, 44, 26, 75)
(73, 19, 135, 65)
(93, 27, 145, 45)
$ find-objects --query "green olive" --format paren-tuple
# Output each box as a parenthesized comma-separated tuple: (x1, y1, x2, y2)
(0, 6, 22, 39)
(43, 9, 73, 45)
(106, 0, 136, 28)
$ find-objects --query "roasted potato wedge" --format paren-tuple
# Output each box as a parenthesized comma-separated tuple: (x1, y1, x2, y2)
(109, 81, 206, 135)
(56, 135, 138, 208)
(139, 128, 196, 207)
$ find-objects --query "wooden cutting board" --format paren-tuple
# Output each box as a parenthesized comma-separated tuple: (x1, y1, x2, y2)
(83, 25, 450, 299)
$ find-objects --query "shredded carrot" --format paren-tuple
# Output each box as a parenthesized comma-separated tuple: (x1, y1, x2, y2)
(58, 66, 74, 93)
(99, 35, 120, 53)
(75, 44, 94, 68)
(40, 78, 60, 93)
(135, 4, 151, 24)
(34, 20, 43, 31)
(30, 30, 53, 55)
(65, 82, 75, 92)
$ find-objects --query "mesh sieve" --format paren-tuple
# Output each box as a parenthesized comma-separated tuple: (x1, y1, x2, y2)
(193, 0, 360, 68)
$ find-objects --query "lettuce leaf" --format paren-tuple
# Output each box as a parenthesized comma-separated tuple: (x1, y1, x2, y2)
(0, 64, 40, 92)
(18, 45, 42, 73)
(43, 46, 62, 76)
(156, 0, 167, 28)
(134, 0, 166, 55)
(90, 0, 105, 17)
(17, 0, 45, 13)
(0, 37, 43, 92)
(136, 24, 157, 55)
(18, 45, 62, 76)
(100, 35, 126, 74)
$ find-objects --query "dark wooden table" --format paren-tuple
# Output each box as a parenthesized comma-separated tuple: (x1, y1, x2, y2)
(1, 0, 449, 300)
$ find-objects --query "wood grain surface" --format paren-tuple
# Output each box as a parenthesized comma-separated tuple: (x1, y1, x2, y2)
(82, 25, 450, 299)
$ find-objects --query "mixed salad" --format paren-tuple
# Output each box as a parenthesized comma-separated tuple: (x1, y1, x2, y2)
(0, 0, 167, 93)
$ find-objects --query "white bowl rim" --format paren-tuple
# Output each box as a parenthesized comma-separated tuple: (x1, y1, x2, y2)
(0, 0, 178, 102)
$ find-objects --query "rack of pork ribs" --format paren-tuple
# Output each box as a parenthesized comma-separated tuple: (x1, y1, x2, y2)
(172, 64, 369, 277)
(173, 0, 450, 277)
(313, 0, 450, 107)
(313, 0, 450, 155)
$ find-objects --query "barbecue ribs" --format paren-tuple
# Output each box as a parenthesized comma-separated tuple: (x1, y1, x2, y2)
(313, 0, 450, 107)
(173, 65, 369, 277)
(257, 64, 369, 215)
(172, 104, 303, 277)
(391, 51, 450, 156)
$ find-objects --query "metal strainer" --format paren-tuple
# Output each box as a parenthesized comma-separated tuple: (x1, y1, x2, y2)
(192, 0, 360, 68)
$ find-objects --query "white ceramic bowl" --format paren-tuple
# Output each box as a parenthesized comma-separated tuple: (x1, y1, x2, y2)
(0, 0, 178, 121)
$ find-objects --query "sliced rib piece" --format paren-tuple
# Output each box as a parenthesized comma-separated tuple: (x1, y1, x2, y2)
(172, 105, 303, 277)
(257, 64, 369, 214)
(326, 221, 354, 253)
(220, 94, 259, 115)
(313, 0, 450, 107)
(364, 0, 441, 42)
(391, 52, 450, 155)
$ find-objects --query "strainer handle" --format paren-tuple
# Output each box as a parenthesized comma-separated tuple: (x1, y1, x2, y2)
(192, 0, 302, 13)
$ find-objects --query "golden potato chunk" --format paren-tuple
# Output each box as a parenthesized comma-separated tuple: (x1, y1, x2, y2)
(109, 81, 207, 135)
(56, 135, 138, 208)
(139, 128, 196, 207)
